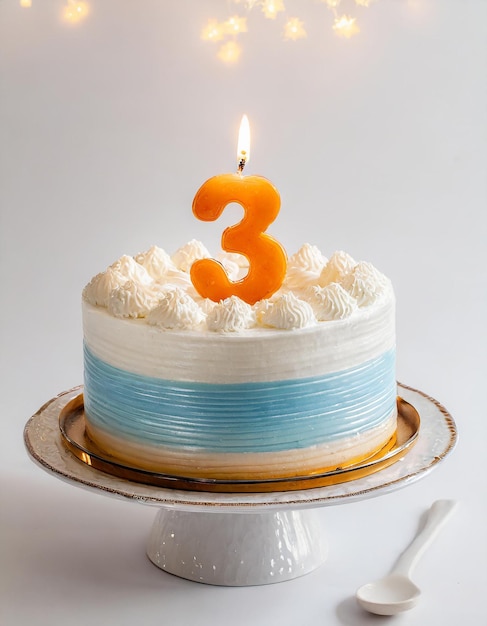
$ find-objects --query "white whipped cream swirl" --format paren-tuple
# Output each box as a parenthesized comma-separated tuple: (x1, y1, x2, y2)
(261, 293, 316, 330)
(108, 281, 160, 318)
(319, 251, 356, 287)
(110, 255, 153, 285)
(134, 245, 174, 280)
(284, 244, 327, 291)
(206, 296, 255, 332)
(171, 239, 210, 273)
(306, 284, 358, 321)
(147, 288, 205, 329)
(83, 267, 127, 307)
(341, 261, 389, 307)
(289, 243, 327, 272)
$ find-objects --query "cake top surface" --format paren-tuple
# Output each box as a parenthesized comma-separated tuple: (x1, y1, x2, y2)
(82, 241, 393, 332)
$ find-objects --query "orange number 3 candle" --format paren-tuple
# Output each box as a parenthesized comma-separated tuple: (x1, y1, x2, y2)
(190, 116, 287, 305)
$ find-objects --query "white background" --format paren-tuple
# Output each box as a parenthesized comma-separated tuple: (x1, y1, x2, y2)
(1, 1, 486, 624)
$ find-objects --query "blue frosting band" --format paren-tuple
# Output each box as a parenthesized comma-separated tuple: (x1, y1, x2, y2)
(84, 344, 396, 453)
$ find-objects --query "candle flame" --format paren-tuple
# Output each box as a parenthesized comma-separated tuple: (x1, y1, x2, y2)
(237, 115, 250, 172)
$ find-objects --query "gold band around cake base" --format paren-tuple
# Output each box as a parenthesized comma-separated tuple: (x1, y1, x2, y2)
(59, 395, 419, 493)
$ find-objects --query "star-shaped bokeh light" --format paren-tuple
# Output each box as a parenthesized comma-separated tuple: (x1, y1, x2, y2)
(63, 1, 90, 24)
(201, 19, 225, 42)
(262, 0, 285, 20)
(201, 0, 379, 61)
(283, 17, 307, 41)
(217, 41, 242, 64)
(224, 15, 248, 34)
(333, 15, 360, 38)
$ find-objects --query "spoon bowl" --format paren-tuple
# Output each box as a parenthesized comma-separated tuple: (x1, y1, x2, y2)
(357, 574, 421, 616)
(356, 500, 457, 616)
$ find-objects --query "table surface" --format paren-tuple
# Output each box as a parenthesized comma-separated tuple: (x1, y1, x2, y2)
(1, 2, 486, 625)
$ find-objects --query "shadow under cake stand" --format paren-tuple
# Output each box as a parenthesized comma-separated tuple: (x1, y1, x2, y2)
(24, 383, 457, 586)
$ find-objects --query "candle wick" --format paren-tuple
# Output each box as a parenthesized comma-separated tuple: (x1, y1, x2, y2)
(237, 157, 246, 174)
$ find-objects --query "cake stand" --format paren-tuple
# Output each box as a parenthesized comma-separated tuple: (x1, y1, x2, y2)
(24, 383, 457, 586)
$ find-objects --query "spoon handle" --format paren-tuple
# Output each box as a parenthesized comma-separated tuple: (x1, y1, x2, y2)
(391, 499, 458, 578)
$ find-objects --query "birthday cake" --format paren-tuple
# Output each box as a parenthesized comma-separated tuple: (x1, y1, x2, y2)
(81, 241, 397, 482)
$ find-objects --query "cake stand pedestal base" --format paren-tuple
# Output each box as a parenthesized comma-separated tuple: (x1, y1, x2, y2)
(146, 508, 327, 586)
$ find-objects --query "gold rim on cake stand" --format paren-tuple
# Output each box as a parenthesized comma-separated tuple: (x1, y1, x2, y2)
(58, 394, 420, 493)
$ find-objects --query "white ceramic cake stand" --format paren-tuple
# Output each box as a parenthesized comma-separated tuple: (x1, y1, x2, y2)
(24, 383, 456, 586)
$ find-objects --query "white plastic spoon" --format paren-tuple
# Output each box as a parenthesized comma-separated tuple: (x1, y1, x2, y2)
(356, 499, 458, 616)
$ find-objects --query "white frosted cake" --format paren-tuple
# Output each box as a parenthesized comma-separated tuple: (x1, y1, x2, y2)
(82, 241, 397, 481)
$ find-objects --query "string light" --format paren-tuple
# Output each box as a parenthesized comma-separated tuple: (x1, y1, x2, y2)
(18, 0, 374, 44)
(283, 17, 307, 41)
(224, 15, 248, 34)
(201, 19, 225, 42)
(333, 15, 360, 38)
(262, 0, 285, 20)
(63, 0, 90, 24)
(218, 41, 242, 64)
(200, 0, 380, 61)
(201, 15, 247, 63)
